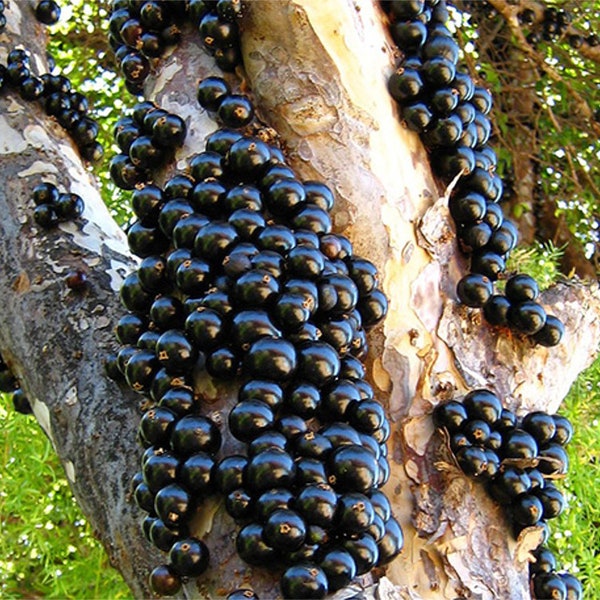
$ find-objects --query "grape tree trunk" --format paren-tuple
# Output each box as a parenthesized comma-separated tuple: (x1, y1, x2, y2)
(1, 2, 600, 599)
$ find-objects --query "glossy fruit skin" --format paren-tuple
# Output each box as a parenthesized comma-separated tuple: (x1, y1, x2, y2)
(35, 0, 61, 24)
(197, 77, 231, 112)
(149, 564, 182, 596)
(505, 274, 539, 303)
(536, 483, 565, 520)
(244, 337, 297, 382)
(433, 400, 468, 433)
(217, 94, 254, 128)
(143, 451, 179, 493)
(456, 446, 489, 479)
(214, 455, 248, 494)
(335, 493, 375, 534)
(263, 508, 307, 551)
(456, 273, 493, 308)
(34, 204, 59, 228)
(327, 444, 378, 493)
(487, 466, 532, 503)
(537, 443, 569, 476)
(470, 251, 506, 281)
(125, 349, 159, 394)
(154, 483, 193, 529)
(170, 414, 221, 458)
(179, 452, 214, 495)
(155, 329, 198, 374)
(138, 407, 177, 448)
(483, 294, 510, 326)
(236, 522, 276, 566)
(184, 308, 223, 351)
(295, 483, 338, 527)
(169, 537, 210, 577)
(532, 315, 564, 347)
(552, 415, 573, 446)
(246, 448, 296, 492)
(319, 547, 357, 592)
(560, 572, 583, 600)
(280, 563, 328, 600)
(32, 182, 59, 206)
(153, 113, 186, 148)
(463, 389, 502, 424)
(511, 493, 544, 526)
(228, 399, 275, 443)
(226, 136, 271, 179)
(376, 516, 404, 565)
(296, 342, 340, 387)
(206, 346, 239, 378)
(521, 411, 556, 445)
(150, 295, 185, 331)
(206, 128, 243, 155)
(532, 572, 567, 600)
(225, 488, 254, 520)
(507, 301, 547, 335)
(12, 389, 33, 415)
(251, 487, 292, 523)
(530, 545, 557, 576)
(231, 310, 281, 351)
(502, 428, 539, 460)
(110, 153, 143, 190)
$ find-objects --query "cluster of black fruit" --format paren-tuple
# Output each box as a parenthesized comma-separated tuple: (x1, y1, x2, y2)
(31, 181, 85, 229)
(109, 0, 243, 97)
(193, 0, 244, 73)
(0, 353, 31, 416)
(109, 0, 186, 96)
(516, 4, 597, 50)
(35, 0, 61, 25)
(433, 389, 582, 600)
(110, 102, 187, 192)
(106, 80, 402, 597)
(381, 0, 564, 346)
(0, 48, 103, 163)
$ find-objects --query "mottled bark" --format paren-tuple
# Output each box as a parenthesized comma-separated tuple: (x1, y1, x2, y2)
(0, 5, 162, 598)
(1, 2, 600, 600)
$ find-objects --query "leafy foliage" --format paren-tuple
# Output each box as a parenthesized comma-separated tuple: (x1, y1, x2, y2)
(47, 0, 133, 226)
(0, 394, 130, 599)
(456, 0, 600, 274)
(505, 241, 565, 289)
(549, 355, 600, 596)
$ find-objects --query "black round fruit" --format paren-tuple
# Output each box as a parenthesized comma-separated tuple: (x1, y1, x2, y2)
(169, 537, 210, 577)
(319, 547, 357, 592)
(456, 274, 493, 308)
(170, 415, 222, 457)
(217, 94, 254, 128)
(327, 444, 378, 493)
(244, 337, 297, 382)
(280, 563, 328, 600)
(35, 0, 61, 24)
(263, 508, 307, 551)
(507, 301, 547, 335)
(149, 564, 182, 597)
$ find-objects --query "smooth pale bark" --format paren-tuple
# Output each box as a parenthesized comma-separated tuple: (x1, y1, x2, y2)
(1, 2, 599, 599)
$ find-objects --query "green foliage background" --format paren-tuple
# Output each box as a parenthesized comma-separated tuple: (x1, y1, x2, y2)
(0, 0, 599, 598)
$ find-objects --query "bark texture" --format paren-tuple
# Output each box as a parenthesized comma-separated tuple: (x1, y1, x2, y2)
(0, 5, 163, 597)
(1, 2, 600, 600)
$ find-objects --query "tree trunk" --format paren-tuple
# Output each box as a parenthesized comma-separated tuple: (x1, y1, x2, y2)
(1, 2, 600, 599)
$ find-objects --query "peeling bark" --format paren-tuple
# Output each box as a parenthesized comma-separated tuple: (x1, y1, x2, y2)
(1, 2, 600, 600)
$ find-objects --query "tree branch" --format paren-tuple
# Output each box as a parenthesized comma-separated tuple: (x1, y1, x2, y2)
(2, 2, 600, 599)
